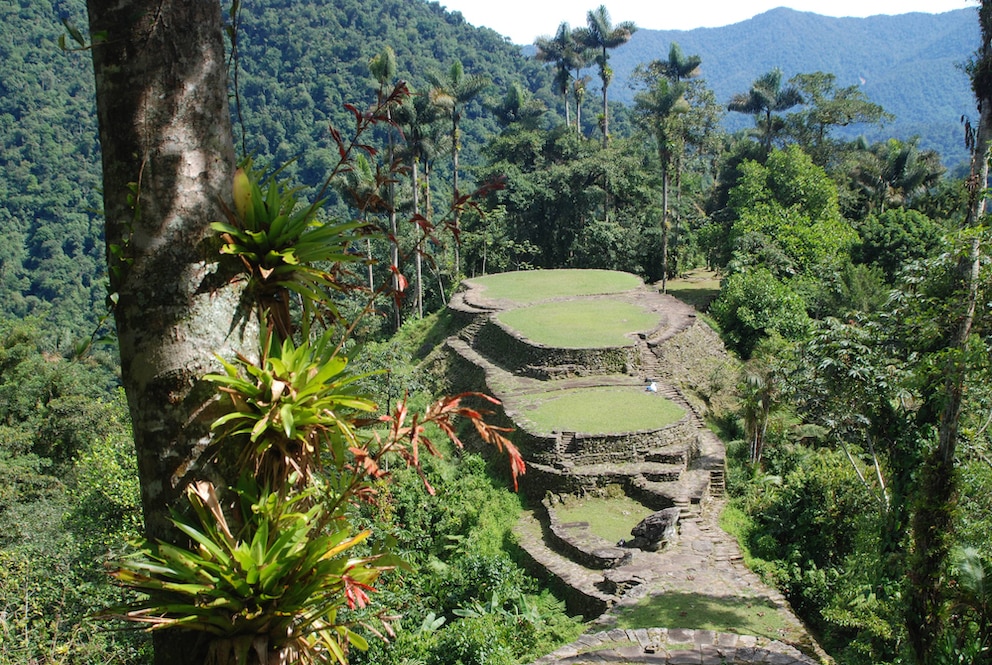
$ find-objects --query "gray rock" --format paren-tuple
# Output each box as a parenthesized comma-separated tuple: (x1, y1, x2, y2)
(627, 507, 681, 550)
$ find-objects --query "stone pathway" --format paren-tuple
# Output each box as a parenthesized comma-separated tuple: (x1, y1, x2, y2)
(532, 627, 817, 665)
(520, 499, 832, 665)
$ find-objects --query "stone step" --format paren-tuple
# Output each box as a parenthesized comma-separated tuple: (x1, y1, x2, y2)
(566, 461, 685, 483)
(533, 629, 823, 665)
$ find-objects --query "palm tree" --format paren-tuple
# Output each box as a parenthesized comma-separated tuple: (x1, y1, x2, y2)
(427, 60, 490, 275)
(728, 68, 802, 152)
(739, 351, 784, 466)
(658, 42, 701, 83)
(369, 46, 402, 329)
(490, 82, 545, 130)
(336, 153, 383, 294)
(851, 138, 944, 214)
(642, 43, 704, 287)
(395, 90, 445, 318)
(535, 23, 578, 128)
(634, 77, 689, 292)
(575, 5, 636, 146)
(573, 73, 592, 133)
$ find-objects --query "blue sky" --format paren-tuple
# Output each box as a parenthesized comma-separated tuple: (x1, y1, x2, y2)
(438, 0, 974, 44)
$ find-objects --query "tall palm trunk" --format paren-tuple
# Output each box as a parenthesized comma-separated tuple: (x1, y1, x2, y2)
(412, 158, 423, 318)
(574, 77, 584, 133)
(365, 236, 374, 292)
(387, 117, 400, 331)
(424, 160, 446, 305)
(661, 163, 670, 293)
(600, 55, 610, 146)
(452, 113, 460, 276)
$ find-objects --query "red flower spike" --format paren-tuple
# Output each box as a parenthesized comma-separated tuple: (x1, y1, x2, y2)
(343, 574, 376, 610)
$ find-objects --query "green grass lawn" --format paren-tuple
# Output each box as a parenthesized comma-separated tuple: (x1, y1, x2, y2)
(614, 591, 792, 642)
(553, 493, 655, 543)
(497, 300, 659, 348)
(665, 269, 721, 312)
(515, 386, 685, 434)
(467, 269, 642, 304)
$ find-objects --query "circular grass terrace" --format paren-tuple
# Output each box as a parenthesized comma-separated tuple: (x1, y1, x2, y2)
(552, 492, 656, 543)
(496, 300, 660, 349)
(514, 386, 685, 435)
(465, 269, 642, 305)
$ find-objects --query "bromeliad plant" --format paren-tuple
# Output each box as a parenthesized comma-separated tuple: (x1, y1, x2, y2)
(205, 324, 523, 496)
(212, 160, 369, 339)
(99, 80, 524, 665)
(99, 323, 522, 664)
(210, 79, 414, 340)
(100, 476, 399, 665)
(207, 326, 377, 490)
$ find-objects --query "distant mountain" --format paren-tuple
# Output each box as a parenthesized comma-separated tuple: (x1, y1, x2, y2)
(602, 7, 978, 167)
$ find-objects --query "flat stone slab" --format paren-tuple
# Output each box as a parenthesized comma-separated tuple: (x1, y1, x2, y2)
(532, 629, 822, 665)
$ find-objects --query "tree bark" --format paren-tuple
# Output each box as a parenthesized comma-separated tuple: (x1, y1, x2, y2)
(906, 82, 989, 665)
(87, 2, 247, 662)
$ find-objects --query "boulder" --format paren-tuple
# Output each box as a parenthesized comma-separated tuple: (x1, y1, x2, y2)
(625, 507, 680, 551)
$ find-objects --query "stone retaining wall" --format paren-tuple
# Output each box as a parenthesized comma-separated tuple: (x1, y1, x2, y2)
(507, 535, 611, 620)
(519, 463, 604, 496)
(443, 338, 492, 395)
(540, 498, 631, 569)
(474, 317, 637, 378)
(562, 420, 699, 467)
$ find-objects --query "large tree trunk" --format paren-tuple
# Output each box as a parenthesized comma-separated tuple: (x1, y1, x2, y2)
(87, 2, 247, 662)
(906, 79, 989, 665)
(661, 163, 670, 294)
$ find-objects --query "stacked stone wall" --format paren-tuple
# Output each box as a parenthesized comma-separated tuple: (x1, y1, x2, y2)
(506, 537, 610, 620)
(443, 340, 491, 394)
(562, 420, 698, 467)
(473, 318, 636, 378)
(540, 498, 631, 569)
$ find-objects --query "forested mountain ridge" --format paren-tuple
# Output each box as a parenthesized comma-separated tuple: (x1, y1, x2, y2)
(228, 0, 553, 185)
(605, 7, 977, 167)
(0, 0, 104, 341)
(0, 0, 554, 340)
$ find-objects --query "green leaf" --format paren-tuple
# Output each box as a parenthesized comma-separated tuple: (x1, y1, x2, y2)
(172, 520, 232, 566)
(280, 402, 296, 438)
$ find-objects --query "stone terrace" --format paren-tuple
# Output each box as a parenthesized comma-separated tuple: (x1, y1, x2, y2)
(443, 273, 830, 665)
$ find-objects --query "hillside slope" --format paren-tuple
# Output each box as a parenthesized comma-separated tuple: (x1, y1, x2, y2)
(0, 0, 552, 337)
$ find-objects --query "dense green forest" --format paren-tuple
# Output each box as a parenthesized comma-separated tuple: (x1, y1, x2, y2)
(1, 0, 991, 663)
